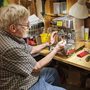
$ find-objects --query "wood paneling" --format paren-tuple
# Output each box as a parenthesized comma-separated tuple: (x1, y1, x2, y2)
(67, 0, 77, 13)
(8, 0, 20, 4)
(85, 17, 90, 28)
(20, 0, 37, 15)
(45, 0, 56, 14)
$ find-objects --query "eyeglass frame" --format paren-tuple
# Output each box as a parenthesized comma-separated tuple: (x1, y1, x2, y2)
(17, 23, 30, 29)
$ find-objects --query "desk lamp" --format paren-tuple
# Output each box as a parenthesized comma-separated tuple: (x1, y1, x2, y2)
(69, 0, 88, 19)
(69, 0, 89, 49)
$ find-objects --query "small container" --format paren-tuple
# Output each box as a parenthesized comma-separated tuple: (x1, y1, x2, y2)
(84, 28, 89, 41)
(40, 33, 51, 43)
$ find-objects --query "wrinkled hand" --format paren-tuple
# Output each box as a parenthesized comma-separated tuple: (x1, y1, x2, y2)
(53, 43, 64, 53)
(53, 39, 66, 53)
(58, 39, 66, 47)
(50, 31, 58, 45)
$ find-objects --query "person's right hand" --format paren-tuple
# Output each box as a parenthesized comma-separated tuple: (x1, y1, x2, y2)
(53, 39, 66, 53)
(58, 39, 66, 47)
(53, 43, 64, 53)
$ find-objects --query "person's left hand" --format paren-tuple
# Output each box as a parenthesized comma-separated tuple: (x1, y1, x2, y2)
(53, 42, 64, 53)
(50, 31, 58, 45)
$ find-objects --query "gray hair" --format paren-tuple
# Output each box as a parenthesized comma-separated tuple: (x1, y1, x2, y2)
(0, 4, 29, 30)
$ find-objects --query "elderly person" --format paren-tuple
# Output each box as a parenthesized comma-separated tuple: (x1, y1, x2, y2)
(0, 4, 66, 90)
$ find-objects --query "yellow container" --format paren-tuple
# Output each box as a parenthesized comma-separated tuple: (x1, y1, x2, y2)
(84, 28, 89, 41)
(40, 33, 51, 43)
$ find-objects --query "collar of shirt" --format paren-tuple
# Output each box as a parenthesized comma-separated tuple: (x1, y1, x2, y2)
(0, 30, 26, 44)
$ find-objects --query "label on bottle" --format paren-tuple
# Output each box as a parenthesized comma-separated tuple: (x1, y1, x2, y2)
(84, 28, 89, 41)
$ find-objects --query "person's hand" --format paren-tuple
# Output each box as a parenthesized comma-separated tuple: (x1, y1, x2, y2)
(53, 39, 66, 53)
(58, 39, 66, 47)
(50, 31, 58, 45)
(53, 43, 64, 53)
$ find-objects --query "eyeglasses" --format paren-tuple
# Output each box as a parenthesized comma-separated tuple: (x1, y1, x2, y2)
(17, 23, 29, 29)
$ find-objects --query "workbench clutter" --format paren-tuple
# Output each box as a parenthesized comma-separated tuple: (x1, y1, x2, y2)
(50, 42, 75, 57)
(28, 14, 44, 37)
(40, 33, 51, 43)
(51, 16, 75, 45)
(26, 37, 37, 46)
(48, 16, 76, 57)
(51, 15, 74, 29)
(43, 31, 76, 57)
(26, 14, 44, 45)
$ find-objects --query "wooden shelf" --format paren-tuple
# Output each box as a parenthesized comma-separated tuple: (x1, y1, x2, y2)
(45, 13, 90, 17)
(45, 13, 67, 17)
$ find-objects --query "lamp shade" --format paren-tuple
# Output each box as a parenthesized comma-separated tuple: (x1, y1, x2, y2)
(69, 0, 88, 19)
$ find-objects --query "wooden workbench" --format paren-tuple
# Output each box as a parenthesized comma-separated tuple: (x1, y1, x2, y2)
(40, 42, 90, 71)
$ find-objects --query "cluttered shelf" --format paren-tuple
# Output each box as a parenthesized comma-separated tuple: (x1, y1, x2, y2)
(45, 13, 90, 17)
